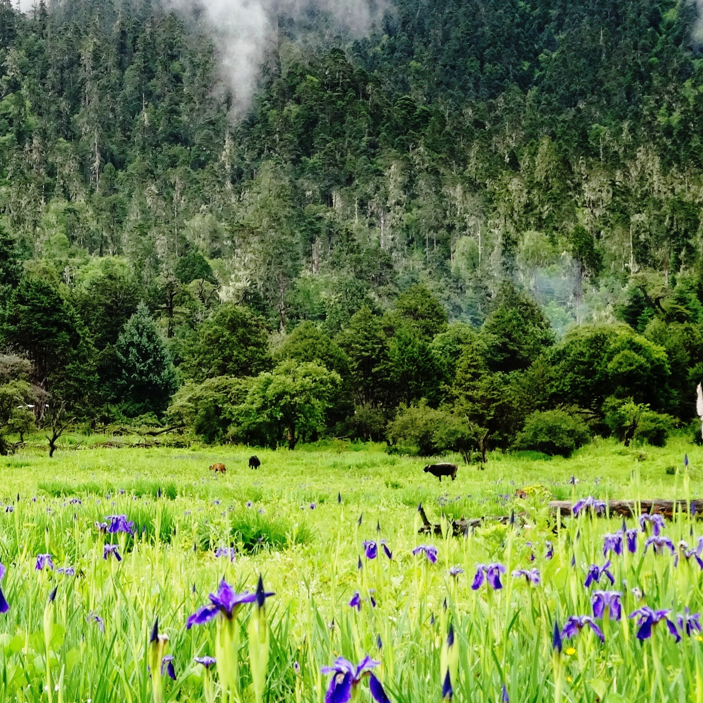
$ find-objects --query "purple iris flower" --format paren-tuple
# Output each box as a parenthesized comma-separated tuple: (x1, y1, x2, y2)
(639, 514, 665, 536)
(186, 579, 273, 628)
(572, 497, 606, 517)
(35, 554, 54, 571)
(626, 529, 638, 554)
(413, 545, 438, 564)
(591, 591, 622, 620)
(58, 566, 75, 576)
(321, 655, 389, 703)
(95, 521, 108, 532)
(0, 563, 9, 613)
(215, 547, 236, 562)
(552, 621, 562, 652)
(603, 532, 623, 557)
(161, 655, 176, 680)
(442, 670, 453, 700)
(644, 536, 675, 555)
(545, 541, 554, 560)
(502, 684, 510, 702)
(472, 563, 507, 590)
(448, 566, 464, 579)
(561, 615, 605, 643)
(194, 656, 216, 668)
(512, 568, 540, 585)
(87, 612, 105, 632)
(106, 515, 135, 535)
(629, 606, 680, 641)
(103, 544, 122, 561)
(674, 541, 703, 569)
(677, 608, 702, 636)
(381, 541, 393, 560)
(349, 592, 362, 611)
(363, 541, 378, 560)
(584, 561, 615, 588)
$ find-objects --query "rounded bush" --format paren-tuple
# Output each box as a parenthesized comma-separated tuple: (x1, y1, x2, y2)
(514, 409, 591, 457)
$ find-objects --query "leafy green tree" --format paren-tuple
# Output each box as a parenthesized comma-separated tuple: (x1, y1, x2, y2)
(336, 306, 390, 407)
(0, 355, 35, 454)
(602, 397, 673, 447)
(548, 324, 670, 414)
(514, 409, 591, 457)
(167, 376, 251, 444)
(386, 401, 449, 456)
(0, 226, 21, 300)
(1, 276, 97, 405)
(73, 259, 142, 350)
(387, 284, 448, 341)
(175, 251, 216, 285)
(179, 304, 271, 382)
(482, 282, 554, 373)
(237, 361, 341, 449)
(112, 304, 177, 417)
(387, 326, 443, 405)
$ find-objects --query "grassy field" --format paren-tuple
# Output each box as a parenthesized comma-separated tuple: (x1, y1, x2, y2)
(0, 435, 702, 702)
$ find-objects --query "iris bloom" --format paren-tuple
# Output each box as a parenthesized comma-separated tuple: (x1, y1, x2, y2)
(591, 591, 622, 620)
(603, 532, 623, 557)
(363, 541, 378, 560)
(95, 521, 108, 532)
(349, 592, 362, 611)
(187, 580, 271, 628)
(626, 529, 638, 553)
(215, 547, 236, 562)
(472, 563, 507, 590)
(644, 536, 675, 555)
(629, 606, 679, 641)
(106, 514, 135, 535)
(195, 656, 217, 668)
(448, 566, 464, 579)
(674, 541, 703, 569)
(321, 655, 390, 703)
(545, 541, 554, 560)
(639, 514, 665, 536)
(58, 567, 76, 576)
(572, 497, 606, 517)
(35, 554, 54, 571)
(161, 655, 176, 681)
(87, 611, 104, 632)
(512, 568, 540, 585)
(552, 621, 562, 652)
(413, 545, 438, 564)
(103, 544, 122, 561)
(561, 615, 605, 643)
(584, 561, 615, 588)
(677, 608, 702, 636)
(0, 563, 9, 613)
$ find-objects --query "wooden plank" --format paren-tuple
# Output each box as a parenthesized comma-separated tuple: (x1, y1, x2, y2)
(549, 499, 703, 519)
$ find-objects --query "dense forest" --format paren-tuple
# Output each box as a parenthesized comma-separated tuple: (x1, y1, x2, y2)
(1, 0, 703, 457)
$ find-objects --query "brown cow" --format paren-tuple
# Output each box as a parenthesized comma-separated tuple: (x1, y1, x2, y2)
(209, 463, 226, 474)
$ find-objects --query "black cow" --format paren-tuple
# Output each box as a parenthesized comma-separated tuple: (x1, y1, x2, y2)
(249, 455, 261, 470)
(424, 463, 458, 482)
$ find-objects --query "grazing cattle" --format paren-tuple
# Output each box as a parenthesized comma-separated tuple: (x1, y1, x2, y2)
(209, 463, 226, 474)
(424, 463, 458, 482)
(249, 455, 261, 470)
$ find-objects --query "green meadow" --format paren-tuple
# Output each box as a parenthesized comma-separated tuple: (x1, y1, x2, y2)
(0, 437, 702, 702)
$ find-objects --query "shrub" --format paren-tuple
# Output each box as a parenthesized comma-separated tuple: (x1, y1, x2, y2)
(514, 409, 591, 457)
(603, 397, 674, 447)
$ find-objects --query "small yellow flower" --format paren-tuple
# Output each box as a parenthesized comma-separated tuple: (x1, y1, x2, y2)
(697, 636, 703, 642)
(567, 677, 572, 683)
(565, 647, 576, 656)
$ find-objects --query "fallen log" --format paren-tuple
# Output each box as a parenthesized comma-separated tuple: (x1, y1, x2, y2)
(417, 503, 513, 537)
(549, 499, 703, 520)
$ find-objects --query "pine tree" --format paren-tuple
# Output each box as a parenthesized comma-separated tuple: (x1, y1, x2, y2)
(112, 303, 176, 417)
